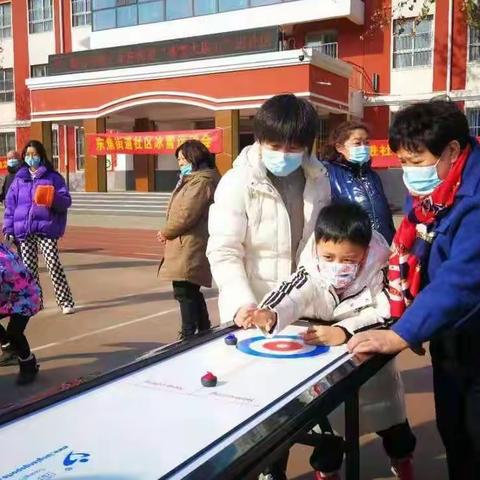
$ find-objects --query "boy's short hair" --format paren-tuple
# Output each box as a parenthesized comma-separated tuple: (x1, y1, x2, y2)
(315, 202, 372, 248)
(389, 99, 470, 156)
(253, 94, 319, 153)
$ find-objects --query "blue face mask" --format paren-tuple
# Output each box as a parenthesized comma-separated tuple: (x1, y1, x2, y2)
(402, 159, 442, 195)
(262, 147, 303, 177)
(7, 158, 19, 168)
(180, 164, 193, 176)
(348, 145, 370, 165)
(25, 155, 41, 169)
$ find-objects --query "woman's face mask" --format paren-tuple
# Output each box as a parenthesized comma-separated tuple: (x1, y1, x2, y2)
(261, 145, 304, 177)
(6, 158, 19, 169)
(25, 155, 41, 169)
(402, 159, 442, 195)
(348, 145, 371, 165)
(397, 142, 460, 196)
(180, 163, 193, 176)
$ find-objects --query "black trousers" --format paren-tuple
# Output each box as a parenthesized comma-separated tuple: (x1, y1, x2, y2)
(172, 281, 210, 338)
(0, 314, 31, 359)
(430, 331, 480, 480)
(309, 420, 416, 473)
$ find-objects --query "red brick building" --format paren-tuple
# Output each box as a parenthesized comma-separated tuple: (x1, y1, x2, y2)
(0, 0, 476, 200)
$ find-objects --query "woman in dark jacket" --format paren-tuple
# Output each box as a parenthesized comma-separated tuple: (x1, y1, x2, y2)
(3, 140, 75, 314)
(157, 140, 220, 339)
(322, 121, 395, 244)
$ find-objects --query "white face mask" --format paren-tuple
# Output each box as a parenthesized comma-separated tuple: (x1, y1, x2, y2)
(316, 258, 359, 289)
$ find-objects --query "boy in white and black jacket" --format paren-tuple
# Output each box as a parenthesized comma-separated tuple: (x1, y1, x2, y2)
(252, 202, 416, 480)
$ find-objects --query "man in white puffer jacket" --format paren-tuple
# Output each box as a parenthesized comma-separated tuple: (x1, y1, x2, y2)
(207, 94, 331, 329)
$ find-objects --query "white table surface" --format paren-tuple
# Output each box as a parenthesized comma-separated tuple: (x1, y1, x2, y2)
(0, 325, 351, 480)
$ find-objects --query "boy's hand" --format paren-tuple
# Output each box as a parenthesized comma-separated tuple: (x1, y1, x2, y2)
(157, 231, 167, 244)
(252, 309, 277, 334)
(301, 325, 347, 346)
(234, 304, 257, 329)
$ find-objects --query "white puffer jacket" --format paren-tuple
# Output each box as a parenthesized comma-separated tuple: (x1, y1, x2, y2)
(207, 143, 331, 323)
(259, 232, 407, 435)
(262, 231, 391, 335)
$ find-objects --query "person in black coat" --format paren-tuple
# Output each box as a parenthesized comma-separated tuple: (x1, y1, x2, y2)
(0, 150, 21, 203)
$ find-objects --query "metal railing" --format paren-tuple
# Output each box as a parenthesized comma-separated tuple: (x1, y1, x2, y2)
(311, 42, 338, 59)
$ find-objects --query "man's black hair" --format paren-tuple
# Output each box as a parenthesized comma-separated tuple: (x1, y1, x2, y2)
(315, 201, 372, 248)
(253, 94, 319, 153)
(389, 99, 470, 156)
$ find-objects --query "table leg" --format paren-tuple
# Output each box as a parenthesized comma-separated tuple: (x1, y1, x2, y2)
(344, 390, 360, 480)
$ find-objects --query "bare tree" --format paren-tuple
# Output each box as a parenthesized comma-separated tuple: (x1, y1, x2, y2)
(364, 0, 479, 38)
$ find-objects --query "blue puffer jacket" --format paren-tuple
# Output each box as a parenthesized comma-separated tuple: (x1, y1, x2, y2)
(322, 157, 395, 244)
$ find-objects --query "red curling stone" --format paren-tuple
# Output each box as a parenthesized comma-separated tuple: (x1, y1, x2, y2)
(201, 371, 217, 387)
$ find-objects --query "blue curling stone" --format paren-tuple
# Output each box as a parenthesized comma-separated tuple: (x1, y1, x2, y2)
(225, 334, 238, 346)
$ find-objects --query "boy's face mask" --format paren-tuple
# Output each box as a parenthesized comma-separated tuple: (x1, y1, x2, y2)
(315, 239, 366, 289)
(316, 258, 359, 290)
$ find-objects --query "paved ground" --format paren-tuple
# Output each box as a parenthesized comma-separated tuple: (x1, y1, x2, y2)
(0, 215, 447, 479)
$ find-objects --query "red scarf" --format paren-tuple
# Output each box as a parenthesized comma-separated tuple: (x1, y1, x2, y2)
(388, 146, 471, 318)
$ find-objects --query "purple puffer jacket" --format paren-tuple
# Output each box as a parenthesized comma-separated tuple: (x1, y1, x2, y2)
(3, 166, 71, 241)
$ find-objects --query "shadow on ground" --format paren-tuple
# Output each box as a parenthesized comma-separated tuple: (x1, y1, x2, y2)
(0, 341, 166, 411)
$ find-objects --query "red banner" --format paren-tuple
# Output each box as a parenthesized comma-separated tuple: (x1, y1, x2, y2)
(87, 129, 223, 156)
(369, 140, 400, 168)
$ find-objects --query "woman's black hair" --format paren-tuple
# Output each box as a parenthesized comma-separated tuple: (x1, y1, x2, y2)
(389, 99, 470, 156)
(175, 140, 216, 170)
(315, 201, 372, 248)
(22, 139, 55, 171)
(322, 121, 369, 162)
(253, 94, 319, 154)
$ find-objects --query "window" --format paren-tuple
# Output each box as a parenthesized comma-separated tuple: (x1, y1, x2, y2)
(305, 30, 338, 58)
(75, 127, 85, 170)
(166, 0, 192, 20)
(92, 0, 295, 30)
(31, 64, 49, 78)
(72, 0, 92, 27)
(0, 69, 13, 103)
(393, 16, 433, 69)
(51, 126, 59, 170)
(0, 132, 15, 156)
(0, 3, 12, 39)
(28, 0, 53, 33)
(194, 0, 216, 15)
(219, 0, 248, 11)
(467, 108, 480, 136)
(469, 26, 480, 63)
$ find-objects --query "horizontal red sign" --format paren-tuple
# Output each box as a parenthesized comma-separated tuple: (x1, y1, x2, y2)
(87, 129, 223, 156)
(369, 140, 399, 168)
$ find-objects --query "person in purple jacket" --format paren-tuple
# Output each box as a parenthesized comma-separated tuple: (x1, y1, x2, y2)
(349, 100, 480, 479)
(3, 140, 75, 315)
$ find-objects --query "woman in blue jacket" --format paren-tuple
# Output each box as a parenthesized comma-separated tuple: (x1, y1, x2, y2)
(322, 121, 395, 244)
(349, 100, 480, 479)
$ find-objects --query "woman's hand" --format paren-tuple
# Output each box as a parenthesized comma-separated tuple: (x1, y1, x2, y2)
(300, 325, 347, 346)
(157, 231, 167, 244)
(347, 330, 409, 354)
(234, 304, 257, 329)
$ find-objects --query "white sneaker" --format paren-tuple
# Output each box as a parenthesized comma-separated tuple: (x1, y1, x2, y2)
(62, 306, 75, 315)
